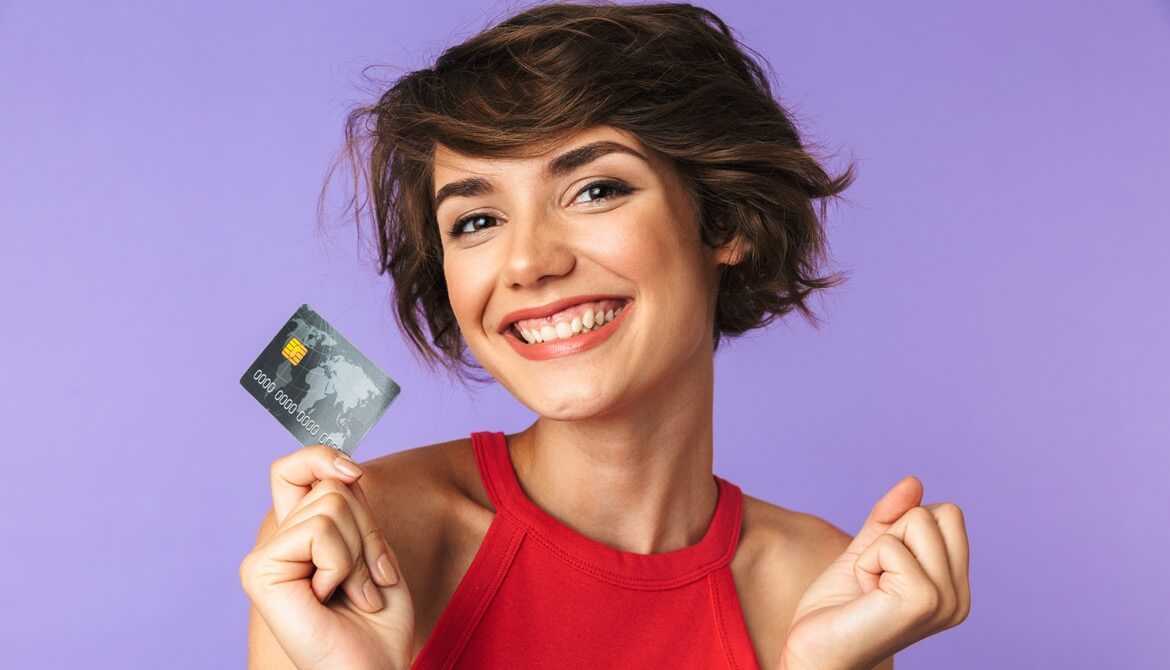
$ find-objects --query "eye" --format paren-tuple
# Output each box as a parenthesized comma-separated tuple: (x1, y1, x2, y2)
(572, 179, 635, 205)
(446, 179, 636, 239)
(449, 213, 499, 237)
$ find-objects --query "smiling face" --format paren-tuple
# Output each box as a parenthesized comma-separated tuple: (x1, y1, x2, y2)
(433, 125, 740, 420)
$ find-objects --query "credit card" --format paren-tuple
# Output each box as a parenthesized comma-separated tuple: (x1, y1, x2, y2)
(239, 304, 401, 456)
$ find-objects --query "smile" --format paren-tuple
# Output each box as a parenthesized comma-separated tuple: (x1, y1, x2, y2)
(511, 298, 628, 344)
(500, 297, 633, 361)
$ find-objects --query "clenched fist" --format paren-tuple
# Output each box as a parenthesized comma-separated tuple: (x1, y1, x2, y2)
(240, 445, 415, 670)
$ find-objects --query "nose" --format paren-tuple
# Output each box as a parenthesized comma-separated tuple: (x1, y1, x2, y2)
(501, 214, 576, 288)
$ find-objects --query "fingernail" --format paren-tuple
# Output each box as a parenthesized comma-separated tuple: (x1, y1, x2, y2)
(334, 457, 361, 477)
(377, 553, 399, 586)
(363, 578, 383, 610)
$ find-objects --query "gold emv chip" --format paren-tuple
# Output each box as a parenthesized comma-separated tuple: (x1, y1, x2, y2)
(281, 337, 308, 365)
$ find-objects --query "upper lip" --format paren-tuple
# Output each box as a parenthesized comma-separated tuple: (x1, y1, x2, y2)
(498, 294, 631, 333)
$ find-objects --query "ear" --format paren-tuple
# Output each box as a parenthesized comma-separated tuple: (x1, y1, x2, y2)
(714, 233, 752, 267)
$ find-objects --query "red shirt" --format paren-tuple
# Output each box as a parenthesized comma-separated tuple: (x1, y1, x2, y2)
(412, 431, 761, 669)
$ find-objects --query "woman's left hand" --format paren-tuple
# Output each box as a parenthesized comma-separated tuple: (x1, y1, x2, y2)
(778, 476, 971, 670)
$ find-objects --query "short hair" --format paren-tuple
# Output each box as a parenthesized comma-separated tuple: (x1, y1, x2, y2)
(323, 0, 856, 377)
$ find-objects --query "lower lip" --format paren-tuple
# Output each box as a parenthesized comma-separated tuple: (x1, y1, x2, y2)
(504, 303, 633, 361)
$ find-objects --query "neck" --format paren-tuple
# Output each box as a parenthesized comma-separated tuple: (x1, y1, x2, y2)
(508, 347, 719, 555)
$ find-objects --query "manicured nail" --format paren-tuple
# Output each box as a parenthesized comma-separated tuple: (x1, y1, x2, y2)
(377, 553, 399, 586)
(334, 457, 361, 477)
(363, 578, 383, 610)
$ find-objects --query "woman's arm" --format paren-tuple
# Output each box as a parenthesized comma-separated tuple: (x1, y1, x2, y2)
(244, 508, 300, 670)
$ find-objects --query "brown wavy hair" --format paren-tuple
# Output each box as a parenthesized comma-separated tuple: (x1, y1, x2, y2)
(322, 0, 856, 377)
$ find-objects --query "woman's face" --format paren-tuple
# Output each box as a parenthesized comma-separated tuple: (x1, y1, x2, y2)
(433, 125, 740, 419)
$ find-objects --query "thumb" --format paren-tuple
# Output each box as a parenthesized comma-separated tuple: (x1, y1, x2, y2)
(846, 475, 924, 552)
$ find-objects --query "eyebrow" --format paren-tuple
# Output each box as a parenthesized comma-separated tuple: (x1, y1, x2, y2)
(432, 140, 649, 211)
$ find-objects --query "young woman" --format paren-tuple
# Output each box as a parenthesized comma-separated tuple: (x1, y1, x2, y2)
(240, 3, 971, 669)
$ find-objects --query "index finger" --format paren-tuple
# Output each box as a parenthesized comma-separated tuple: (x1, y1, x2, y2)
(270, 444, 363, 525)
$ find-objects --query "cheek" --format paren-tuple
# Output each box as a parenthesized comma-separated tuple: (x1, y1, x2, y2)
(442, 253, 494, 333)
(582, 206, 682, 279)
(588, 206, 709, 303)
(599, 209, 716, 356)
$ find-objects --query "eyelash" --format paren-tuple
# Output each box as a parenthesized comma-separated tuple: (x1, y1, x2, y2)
(446, 179, 636, 238)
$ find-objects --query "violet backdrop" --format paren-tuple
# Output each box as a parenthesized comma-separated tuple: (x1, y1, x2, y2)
(1, 1, 1167, 668)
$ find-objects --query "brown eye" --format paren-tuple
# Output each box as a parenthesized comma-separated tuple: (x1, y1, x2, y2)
(446, 180, 634, 239)
(449, 213, 500, 238)
(573, 180, 634, 205)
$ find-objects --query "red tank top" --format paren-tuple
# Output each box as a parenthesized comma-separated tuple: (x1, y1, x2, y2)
(411, 431, 762, 669)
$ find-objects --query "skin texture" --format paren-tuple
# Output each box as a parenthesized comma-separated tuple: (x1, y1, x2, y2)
(244, 124, 969, 669)
(432, 125, 739, 558)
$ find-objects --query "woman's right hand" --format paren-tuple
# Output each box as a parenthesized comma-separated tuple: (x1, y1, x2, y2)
(240, 445, 415, 670)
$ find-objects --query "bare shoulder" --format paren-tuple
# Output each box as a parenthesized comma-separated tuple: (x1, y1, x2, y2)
(350, 436, 495, 657)
(740, 491, 852, 566)
(354, 435, 489, 515)
(730, 492, 853, 670)
(351, 435, 493, 563)
(734, 491, 852, 600)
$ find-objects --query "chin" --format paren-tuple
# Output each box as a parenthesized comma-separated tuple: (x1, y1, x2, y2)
(513, 381, 624, 421)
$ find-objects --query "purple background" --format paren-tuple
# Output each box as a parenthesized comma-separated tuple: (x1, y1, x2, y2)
(2, 1, 1167, 668)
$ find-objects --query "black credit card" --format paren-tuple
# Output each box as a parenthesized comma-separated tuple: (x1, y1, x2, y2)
(239, 304, 401, 456)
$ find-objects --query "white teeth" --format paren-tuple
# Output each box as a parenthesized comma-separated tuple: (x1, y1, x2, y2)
(513, 301, 629, 344)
